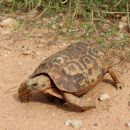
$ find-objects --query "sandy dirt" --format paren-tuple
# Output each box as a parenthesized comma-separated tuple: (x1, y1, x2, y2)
(0, 25, 130, 130)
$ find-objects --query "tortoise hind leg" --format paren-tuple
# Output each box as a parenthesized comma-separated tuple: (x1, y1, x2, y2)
(107, 67, 124, 89)
(63, 92, 96, 111)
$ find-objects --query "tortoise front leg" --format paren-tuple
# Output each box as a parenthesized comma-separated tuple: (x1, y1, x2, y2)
(107, 67, 124, 89)
(43, 87, 63, 99)
(63, 92, 96, 111)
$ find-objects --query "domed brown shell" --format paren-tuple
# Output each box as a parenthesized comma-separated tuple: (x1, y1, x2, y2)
(30, 42, 108, 93)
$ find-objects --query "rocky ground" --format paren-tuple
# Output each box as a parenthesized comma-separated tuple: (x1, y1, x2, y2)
(0, 16, 130, 130)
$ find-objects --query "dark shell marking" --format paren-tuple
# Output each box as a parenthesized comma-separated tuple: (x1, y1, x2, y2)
(31, 42, 107, 94)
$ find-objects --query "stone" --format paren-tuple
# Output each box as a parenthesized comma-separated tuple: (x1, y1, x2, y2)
(65, 119, 84, 129)
(126, 122, 130, 128)
(118, 22, 127, 29)
(18, 62, 23, 66)
(52, 113, 55, 116)
(93, 123, 98, 127)
(121, 16, 127, 22)
(4, 54, 8, 57)
(1, 18, 18, 30)
(99, 93, 110, 101)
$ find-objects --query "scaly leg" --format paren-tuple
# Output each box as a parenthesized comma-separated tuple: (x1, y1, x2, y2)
(107, 67, 124, 89)
(43, 87, 63, 99)
(63, 92, 96, 111)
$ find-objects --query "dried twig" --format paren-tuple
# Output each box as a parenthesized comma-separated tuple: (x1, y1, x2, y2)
(127, 2, 130, 27)
(68, 0, 72, 14)
(91, 10, 94, 25)
(95, 11, 130, 14)
(4, 86, 18, 93)
(93, 18, 118, 27)
(91, 10, 98, 35)
(114, 0, 122, 7)
(61, 0, 68, 4)
(33, 7, 48, 20)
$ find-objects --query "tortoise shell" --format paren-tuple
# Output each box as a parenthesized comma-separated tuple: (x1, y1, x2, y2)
(30, 42, 108, 94)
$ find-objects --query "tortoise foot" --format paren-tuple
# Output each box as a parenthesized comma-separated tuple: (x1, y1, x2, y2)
(82, 98, 96, 111)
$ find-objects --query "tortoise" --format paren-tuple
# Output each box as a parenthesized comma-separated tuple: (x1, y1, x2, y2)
(18, 42, 123, 111)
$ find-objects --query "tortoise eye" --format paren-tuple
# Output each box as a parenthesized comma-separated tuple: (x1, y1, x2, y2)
(32, 83, 38, 87)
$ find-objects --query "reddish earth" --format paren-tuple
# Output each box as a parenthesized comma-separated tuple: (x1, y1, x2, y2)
(0, 25, 130, 130)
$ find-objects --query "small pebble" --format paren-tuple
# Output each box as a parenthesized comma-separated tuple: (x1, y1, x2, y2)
(126, 122, 130, 128)
(65, 119, 84, 129)
(121, 16, 127, 22)
(4, 54, 8, 57)
(36, 34, 42, 37)
(59, 42, 67, 48)
(1, 18, 18, 29)
(35, 51, 42, 56)
(99, 93, 110, 101)
(52, 113, 55, 116)
(18, 62, 23, 66)
(118, 21, 127, 29)
(23, 50, 31, 55)
(93, 123, 98, 127)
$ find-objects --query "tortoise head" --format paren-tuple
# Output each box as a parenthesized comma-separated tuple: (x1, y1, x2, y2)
(18, 75, 51, 102)
(26, 75, 51, 92)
